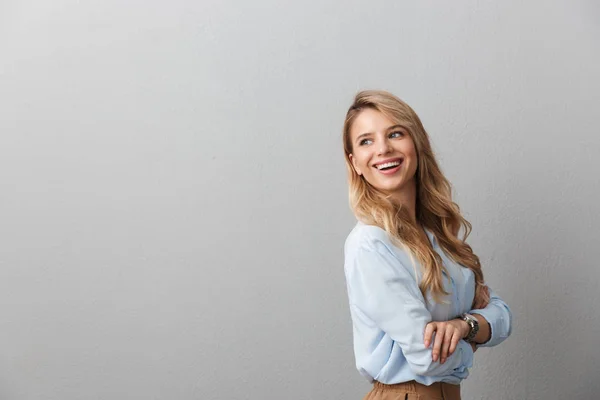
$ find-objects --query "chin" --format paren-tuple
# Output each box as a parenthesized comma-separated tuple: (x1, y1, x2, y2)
(376, 180, 404, 193)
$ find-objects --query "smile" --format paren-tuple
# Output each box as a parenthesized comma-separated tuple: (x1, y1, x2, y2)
(373, 158, 404, 170)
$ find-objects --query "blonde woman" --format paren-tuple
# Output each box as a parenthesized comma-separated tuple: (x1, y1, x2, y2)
(342, 90, 512, 400)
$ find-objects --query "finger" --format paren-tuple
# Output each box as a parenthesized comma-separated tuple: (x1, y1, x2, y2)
(432, 326, 445, 362)
(448, 330, 460, 355)
(424, 323, 436, 348)
(440, 328, 453, 364)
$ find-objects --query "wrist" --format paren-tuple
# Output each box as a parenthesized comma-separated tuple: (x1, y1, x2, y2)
(458, 319, 470, 339)
(460, 313, 480, 342)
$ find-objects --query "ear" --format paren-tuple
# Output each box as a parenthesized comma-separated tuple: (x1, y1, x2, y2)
(349, 154, 362, 176)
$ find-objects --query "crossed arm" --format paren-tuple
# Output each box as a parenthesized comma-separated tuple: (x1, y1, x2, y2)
(347, 237, 513, 376)
(424, 288, 492, 364)
(424, 284, 512, 364)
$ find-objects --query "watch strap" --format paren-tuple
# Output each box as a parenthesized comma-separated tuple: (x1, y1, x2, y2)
(461, 313, 479, 342)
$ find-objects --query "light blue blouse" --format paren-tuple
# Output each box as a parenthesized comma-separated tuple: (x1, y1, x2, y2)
(343, 221, 512, 385)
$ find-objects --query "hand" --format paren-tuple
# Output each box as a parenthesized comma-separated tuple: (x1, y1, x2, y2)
(472, 284, 490, 310)
(424, 319, 470, 364)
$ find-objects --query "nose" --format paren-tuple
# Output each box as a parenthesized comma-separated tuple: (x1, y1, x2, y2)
(378, 138, 392, 155)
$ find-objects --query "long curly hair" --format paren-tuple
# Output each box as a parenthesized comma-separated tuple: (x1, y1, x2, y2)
(342, 89, 489, 306)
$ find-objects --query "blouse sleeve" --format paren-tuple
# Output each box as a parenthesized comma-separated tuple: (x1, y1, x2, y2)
(469, 287, 513, 348)
(346, 237, 474, 377)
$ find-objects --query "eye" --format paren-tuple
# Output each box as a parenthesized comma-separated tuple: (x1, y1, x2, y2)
(389, 131, 404, 138)
(359, 138, 373, 146)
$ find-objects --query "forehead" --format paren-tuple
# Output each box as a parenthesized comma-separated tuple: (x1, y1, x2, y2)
(349, 108, 396, 139)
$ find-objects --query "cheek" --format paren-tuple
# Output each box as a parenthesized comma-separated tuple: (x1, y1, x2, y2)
(402, 143, 418, 162)
(353, 151, 369, 169)
(402, 140, 416, 154)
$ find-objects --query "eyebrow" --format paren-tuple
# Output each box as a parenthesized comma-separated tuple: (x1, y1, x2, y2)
(355, 124, 405, 144)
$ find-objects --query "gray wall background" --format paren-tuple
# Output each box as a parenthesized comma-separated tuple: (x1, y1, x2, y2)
(1, 1, 599, 399)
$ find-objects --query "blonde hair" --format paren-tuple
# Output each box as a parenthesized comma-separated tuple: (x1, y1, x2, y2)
(343, 89, 489, 305)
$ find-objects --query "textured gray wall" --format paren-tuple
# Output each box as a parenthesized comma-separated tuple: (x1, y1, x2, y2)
(1, 1, 599, 399)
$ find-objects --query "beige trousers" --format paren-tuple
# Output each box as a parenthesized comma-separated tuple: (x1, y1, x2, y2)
(363, 380, 461, 400)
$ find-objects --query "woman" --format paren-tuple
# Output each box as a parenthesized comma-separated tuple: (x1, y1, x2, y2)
(342, 90, 512, 400)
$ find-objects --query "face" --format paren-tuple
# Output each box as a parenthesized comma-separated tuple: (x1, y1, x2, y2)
(348, 108, 418, 194)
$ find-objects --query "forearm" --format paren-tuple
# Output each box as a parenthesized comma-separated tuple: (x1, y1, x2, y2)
(453, 314, 491, 346)
(470, 288, 513, 348)
(471, 314, 491, 344)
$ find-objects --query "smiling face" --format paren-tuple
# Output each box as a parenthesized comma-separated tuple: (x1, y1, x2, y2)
(348, 108, 419, 194)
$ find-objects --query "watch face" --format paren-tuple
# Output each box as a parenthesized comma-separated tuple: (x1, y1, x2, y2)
(467, 314, 478, 326)
(463, 314, 478, 341)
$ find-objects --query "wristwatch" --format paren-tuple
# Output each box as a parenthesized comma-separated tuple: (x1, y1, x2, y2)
(460, 313, 479, 342)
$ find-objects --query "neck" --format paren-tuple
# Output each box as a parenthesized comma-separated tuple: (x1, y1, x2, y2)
(387, 178, 418, 225)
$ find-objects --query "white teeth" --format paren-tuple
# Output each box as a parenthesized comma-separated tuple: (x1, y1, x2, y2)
(376, 161, 401, 170)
